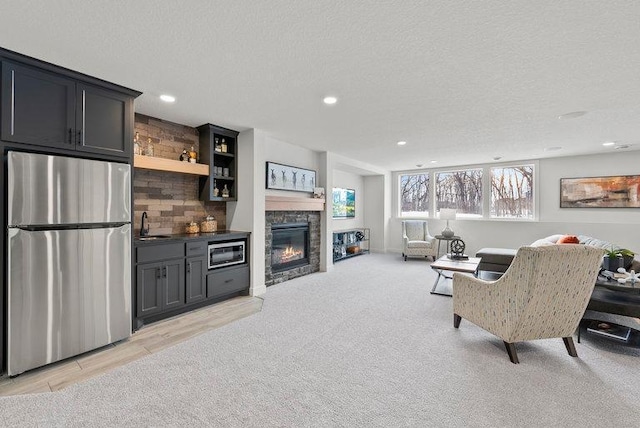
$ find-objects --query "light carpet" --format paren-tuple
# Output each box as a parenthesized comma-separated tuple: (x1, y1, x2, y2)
(1, 253, 639, 427)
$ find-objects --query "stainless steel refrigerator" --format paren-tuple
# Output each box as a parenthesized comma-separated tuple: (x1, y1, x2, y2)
(6, 151, 132, 376)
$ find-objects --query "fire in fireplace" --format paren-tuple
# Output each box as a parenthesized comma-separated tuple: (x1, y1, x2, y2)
(271, 222, 310, 272)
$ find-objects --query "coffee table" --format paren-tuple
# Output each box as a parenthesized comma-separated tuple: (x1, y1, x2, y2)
(430, 255, 481, 297)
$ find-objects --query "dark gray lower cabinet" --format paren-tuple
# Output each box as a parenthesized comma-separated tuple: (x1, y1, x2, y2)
(164, 260, 186, 310)
(207, 265, 250, 299)
(135, 235, 250, 327)
(136, 259, 185, 317)
(186, 256, 207, 304)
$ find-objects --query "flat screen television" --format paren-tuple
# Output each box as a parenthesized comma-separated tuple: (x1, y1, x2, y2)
(332, 187, 355, 219)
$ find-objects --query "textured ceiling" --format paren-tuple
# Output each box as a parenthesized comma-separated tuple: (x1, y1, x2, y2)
(1, 0, 639, 171)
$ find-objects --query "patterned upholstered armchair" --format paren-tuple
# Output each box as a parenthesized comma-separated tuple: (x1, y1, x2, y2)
(452, 245, 604, 363)
(402, 220, 437, 261)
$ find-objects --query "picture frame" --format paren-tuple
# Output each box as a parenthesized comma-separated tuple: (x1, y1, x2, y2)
(332, 187, 355, 219)
(266, 161, 316, 193)
(560, 175, 640, 208)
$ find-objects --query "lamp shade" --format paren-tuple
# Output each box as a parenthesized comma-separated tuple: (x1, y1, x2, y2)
(440, 209, 457, 221)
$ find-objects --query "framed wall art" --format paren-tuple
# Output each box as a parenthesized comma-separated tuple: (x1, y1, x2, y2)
(560, 175, 640, 208)
(266, 161, 316, 193)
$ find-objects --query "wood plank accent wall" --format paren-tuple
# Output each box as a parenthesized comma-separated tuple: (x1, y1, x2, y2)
(265, 196, 325, 211)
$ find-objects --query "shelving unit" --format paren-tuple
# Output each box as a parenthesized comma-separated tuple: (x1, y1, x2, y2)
(197, 124, 239, 201)
(133, 154, 209, 175)
(333, 228, 370, 263)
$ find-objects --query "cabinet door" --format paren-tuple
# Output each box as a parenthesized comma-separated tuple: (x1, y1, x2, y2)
(186, 256, 207, 304)
(1, 61, 75, 148)
(136, 262, 163, 317)
(163, 259, 185, 310)
(76, 83, 132, 158)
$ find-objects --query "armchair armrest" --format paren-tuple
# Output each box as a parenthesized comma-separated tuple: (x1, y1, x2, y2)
(452, 273, 511, 340)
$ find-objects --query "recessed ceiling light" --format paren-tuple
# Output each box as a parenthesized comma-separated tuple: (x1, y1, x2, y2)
(544, 146, 562, 152)
(416, 164, 423, 168)
(558, 111, 587, 120)
(430, 160, 438, 164)
(397, 141, 407, 146)
(493, 156, 502, 161)
(602, 141, 616, 147)
(160, 94, 176, 103)
(323, 96, 337, 105)
(615, 144, 630, 150)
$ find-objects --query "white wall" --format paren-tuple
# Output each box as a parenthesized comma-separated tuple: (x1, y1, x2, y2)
(227, 129, 267, 296)
(364, 175, 385, 252)
(389, 151, 640, 256)
(264, 135, 320, 197)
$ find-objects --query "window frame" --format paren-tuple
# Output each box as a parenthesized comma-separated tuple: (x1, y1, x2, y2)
(394, 160, 538, 221)
(489, 164, 535, 220)
(398, 172, 430, 218)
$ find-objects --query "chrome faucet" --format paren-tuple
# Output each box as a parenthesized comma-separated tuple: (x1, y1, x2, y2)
(140, 211, 149, 237)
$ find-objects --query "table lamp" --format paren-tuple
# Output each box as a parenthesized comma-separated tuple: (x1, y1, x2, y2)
(440, 209, 457, 238)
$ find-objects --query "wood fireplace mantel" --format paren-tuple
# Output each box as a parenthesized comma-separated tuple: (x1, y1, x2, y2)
(265, 195, 325, 212)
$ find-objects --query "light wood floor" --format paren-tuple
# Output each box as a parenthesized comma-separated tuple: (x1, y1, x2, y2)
(0, 296, 263, 397)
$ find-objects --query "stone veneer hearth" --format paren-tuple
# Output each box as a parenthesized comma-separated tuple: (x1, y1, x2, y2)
(265, 211, 321, 286)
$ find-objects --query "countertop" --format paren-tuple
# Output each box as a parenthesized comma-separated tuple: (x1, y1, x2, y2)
(134, 230, 250, 245)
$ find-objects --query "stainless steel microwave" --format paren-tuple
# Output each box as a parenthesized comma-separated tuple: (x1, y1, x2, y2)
(208, 240, 246, 269)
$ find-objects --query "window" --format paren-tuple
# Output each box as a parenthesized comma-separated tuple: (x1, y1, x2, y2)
(399, 173, 429, 216)
(490, 165, 534, 219)
(435, 169, 483, 216)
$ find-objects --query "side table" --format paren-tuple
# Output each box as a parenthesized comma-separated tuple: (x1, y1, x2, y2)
(434, 235, 461, 258)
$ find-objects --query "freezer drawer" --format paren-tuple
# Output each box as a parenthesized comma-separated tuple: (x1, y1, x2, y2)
(7, 151, 131, 226)
(7, 225, 132, 376)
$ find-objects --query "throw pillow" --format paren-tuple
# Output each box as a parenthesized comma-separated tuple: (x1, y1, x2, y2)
(557, 235, 580, 244)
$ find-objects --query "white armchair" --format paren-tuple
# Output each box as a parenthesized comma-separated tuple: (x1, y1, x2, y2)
(402, 220, 437, 261)
(453, 245, 604, 363)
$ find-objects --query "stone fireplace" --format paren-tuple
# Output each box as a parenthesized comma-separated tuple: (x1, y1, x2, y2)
(265, 211, 320, 286)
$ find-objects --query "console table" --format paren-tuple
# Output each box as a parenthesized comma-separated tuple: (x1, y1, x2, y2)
(578, 276, 640, 343)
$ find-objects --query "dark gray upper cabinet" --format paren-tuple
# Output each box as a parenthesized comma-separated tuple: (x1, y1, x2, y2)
(76, 83, 133, 156)
(0, 54, 139, 159)
(1, 61, 75, 149)
(197, 123, 239, 202)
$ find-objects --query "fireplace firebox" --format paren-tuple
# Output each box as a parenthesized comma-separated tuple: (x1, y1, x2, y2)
(271, 222, 310, 272)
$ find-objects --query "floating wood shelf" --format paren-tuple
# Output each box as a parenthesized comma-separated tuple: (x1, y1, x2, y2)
(265, 195, 325, 211)
(134, 154, 209, 176)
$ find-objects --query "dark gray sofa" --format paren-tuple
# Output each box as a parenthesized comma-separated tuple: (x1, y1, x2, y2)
(476, 234, 640, 273)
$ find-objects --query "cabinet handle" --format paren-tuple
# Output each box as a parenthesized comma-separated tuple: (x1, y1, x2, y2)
(156, 268, 161, 279)
(224, 279, 233, 283)
(68, 128, 73, 144)
(77, 129, 83, 145)
(187, 263, 191, 273)
(162, 266, 167, 278)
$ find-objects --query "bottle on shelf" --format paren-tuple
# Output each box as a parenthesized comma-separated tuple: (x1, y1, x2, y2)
(179, 149, 189, 162)
(189, 146, 197, 163)
(213, 180, 219, 197)
(221, 138, 227, 153)
(145, 137, 154, 156)
(133, 132, 141, 155)
(222, 184, 230, 198)
(214, 137, 222, 152)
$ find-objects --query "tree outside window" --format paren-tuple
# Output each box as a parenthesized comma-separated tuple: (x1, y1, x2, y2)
(490, 165, 534, 218)
(400, 173, 429, 216)
(435, 169, 483, 216)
